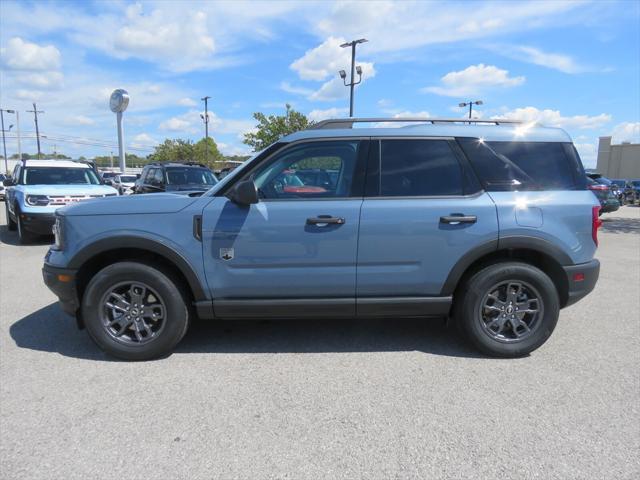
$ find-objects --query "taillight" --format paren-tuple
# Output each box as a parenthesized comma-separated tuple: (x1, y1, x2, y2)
(592, 206, 602, 246)
(588, 184, 608, 191)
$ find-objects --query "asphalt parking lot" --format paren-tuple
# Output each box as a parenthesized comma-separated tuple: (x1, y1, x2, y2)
(1, 206, 638, 480)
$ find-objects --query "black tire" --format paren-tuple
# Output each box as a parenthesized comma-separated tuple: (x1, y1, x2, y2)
(15, 207, 36, 243)
(81, 261, 191, 360)
(454, 262, 559, 358)
(5, 202, 16, 231)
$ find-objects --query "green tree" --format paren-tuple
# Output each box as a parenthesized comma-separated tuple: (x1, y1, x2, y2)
(148, 139, 195, 163)
(193, 137, 223, 169)
(243, 104, 313, 152)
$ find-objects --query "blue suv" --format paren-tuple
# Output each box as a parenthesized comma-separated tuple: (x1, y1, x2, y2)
(42, 118, 600, 360)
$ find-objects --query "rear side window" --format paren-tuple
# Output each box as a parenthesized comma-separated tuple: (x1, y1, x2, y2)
(458, 138, 586, 191)
(380, 139, 463, 196)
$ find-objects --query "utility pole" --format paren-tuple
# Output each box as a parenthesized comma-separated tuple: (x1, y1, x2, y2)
(200, 96, 211, 164)
(459, 100, 483, 120)
(339, 39, 368, 117)
(0, 109, 8, 173)
(110, 151, 114, 169)
(27, 103, 44, 159)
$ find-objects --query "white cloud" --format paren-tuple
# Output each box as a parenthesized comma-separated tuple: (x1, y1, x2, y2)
(159, 110, 254, 137)
(66, 115, 95, 126)
(611, 122, 640, 143)
(0, 37, 61, 71)
(131, 133, 157, 149)
(178, 98, 198, 107)
(307, 107, 349, 122)
(423, 64, 525, 97)
(20, 71, 64, 89)
(574, 142, 597, 167)
(496, 107, 611, 129)
(290, 36, 376, 102)
(159, 116, 196, 133)
(280, 82, 314, 96)
(502, 45, 585, 74)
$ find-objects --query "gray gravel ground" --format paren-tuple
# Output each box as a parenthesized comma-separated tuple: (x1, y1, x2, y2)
(1, 206, 639, 480)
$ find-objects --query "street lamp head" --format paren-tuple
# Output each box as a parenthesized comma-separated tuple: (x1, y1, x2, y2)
(459, 102, 468, 107)
(340, 38, 368, 48)
(355, 65, 363, 75)
(475, 100, 484, 105)
(339, 70, 347, 79)
(6, 110, 15, 114)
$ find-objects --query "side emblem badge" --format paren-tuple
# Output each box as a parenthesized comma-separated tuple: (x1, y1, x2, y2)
(220, 248, 234, 261)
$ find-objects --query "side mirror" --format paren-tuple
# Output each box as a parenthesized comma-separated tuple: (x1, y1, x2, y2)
(230, 179, 259, 205)
(136, 174, 141, 179)
(3, 178, 15, 187)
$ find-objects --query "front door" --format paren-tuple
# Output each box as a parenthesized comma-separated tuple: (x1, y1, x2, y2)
(202, 139, 368, 318)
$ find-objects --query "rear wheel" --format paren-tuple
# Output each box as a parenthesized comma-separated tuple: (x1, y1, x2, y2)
(5, 202, 16, 231)
(454, 262, 559, 357)
(82, 261, 190, 360)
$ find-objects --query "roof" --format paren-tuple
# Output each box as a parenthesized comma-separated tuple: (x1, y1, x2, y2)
(281, 118, 572, 143)
(22, 159, 92, 168)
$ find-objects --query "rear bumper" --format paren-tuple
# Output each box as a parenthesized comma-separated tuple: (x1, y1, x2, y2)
(563, 259, 600, 307)
(42, 263, 79, 316)
(20, 212, 56, 235)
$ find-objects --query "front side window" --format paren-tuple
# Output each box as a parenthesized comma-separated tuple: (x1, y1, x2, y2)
(379, 139, 464, 196)
(252, 140, 360, 199)
(22, 167, 100, 185)
(166, 168, 217, 185)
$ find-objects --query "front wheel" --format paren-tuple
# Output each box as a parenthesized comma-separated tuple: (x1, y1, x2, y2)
(82, 261, 190, 360)
(454, 262, 559, 357)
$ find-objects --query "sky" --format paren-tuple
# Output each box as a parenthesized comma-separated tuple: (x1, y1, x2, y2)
(0, 0, 639, 167)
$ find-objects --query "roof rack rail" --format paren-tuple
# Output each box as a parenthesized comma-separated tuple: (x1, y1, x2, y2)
(308, 117, 525, 130)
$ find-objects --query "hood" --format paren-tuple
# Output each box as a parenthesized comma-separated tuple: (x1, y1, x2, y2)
(60, 193, 201, 216)
(166, 184, 212, 191)
(24, 184, 118, 196)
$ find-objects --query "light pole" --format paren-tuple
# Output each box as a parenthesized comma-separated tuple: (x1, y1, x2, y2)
(459, 100, 483, 119)
(27, 103, 44, 159)
(339, 38, 368, 117)
(0, 109, 9, 173)
(110, 89, 130, 173)
(200, 96, 211, 164)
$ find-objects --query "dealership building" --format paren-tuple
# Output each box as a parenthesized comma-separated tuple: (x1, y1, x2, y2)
(596, 136, 640, 179)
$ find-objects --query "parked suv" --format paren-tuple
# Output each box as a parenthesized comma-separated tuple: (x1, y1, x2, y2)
(43, 118, 600, 360)
(135, 162, 217, 194)
(5, 159, 118, 243)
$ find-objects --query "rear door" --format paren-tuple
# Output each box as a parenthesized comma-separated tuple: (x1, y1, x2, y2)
(356, 138, 498, 311)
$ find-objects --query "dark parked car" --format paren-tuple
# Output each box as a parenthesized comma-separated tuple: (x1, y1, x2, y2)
(135, 162, 217, 194)
(587, 177, 620, 214)
(628, 179, 640, 204)
(609, 179, 633, 205)
(101, 171, 118, 186)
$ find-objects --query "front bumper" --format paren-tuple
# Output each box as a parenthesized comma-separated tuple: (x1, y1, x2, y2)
(563, 259, 600, 307)
(42, 263, 79, 317)
(20, 211, 56, 235)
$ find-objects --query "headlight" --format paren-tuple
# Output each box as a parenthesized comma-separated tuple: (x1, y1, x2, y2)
(26, 194, 50, 206)
(52, 216, 65, 250)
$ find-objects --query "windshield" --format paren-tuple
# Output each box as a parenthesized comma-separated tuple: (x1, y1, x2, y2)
(165, 168, 217, 185)
(22, 167, 101, 185)
(119, 175, 137, 182)
(632, 181, 640, 187)
(611, 180, 625, 186)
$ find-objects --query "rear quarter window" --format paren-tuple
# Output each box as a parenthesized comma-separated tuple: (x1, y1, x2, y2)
(458, 138, 586, 191)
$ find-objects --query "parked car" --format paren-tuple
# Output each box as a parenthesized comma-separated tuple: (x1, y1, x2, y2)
(628, 179, 640, 204)
(113, 174, 139, 195)
(0, 173, 6, 200)
(43, 118, 600, 360)
(4, 159, 118, 243)
(101, 171, 118, 186)
(135, 162, 217, 194)
(587, 177, 620, 214)
(609, 179, 632, 205)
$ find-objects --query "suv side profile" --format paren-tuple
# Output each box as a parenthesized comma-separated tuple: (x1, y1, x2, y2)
(135, 162, 217, 194)
(43, 118, 600, 360)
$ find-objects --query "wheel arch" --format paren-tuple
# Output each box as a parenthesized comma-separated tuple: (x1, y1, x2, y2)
(442, 238, 571, 308)
(70, 236, 207, 306)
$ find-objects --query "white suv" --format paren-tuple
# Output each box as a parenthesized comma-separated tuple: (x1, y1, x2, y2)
(4, 159, 118, 243)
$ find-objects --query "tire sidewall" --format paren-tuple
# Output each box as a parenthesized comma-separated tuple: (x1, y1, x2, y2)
(458, 262, 560, 357)
(82, 262, 189, 361)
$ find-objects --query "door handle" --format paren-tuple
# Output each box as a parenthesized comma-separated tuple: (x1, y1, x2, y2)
(306, 215, 346, 225)
(440, 214, 477, 224)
